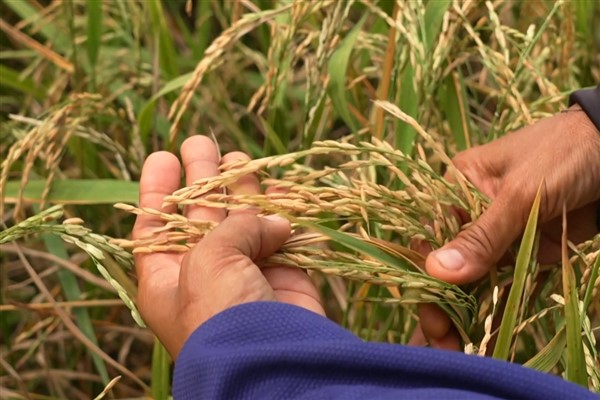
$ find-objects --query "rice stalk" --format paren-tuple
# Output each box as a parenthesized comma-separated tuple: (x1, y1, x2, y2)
(0, 205, 143, 327)
(168, 4, 293, 144)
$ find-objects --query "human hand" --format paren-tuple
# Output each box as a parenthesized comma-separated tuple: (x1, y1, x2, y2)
(132, 136, 324, 359)
(419, 106, 600, 350)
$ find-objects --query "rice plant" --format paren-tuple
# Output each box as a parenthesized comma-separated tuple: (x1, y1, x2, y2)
(1, 0, 598, 397)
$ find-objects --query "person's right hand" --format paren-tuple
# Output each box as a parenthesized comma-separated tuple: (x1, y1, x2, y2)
(419, 105, 600, 350)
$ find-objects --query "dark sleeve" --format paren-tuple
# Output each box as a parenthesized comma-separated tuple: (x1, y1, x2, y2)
(569, 85, 600, 232)
(569, 85, 600, 131)
(172, 302, 599, 400)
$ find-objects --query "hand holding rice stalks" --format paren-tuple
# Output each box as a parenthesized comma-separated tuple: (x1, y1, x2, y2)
(113, 111, 488, 341)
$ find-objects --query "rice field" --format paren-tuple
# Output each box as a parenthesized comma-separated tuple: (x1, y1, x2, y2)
(1, 0, 599, 398)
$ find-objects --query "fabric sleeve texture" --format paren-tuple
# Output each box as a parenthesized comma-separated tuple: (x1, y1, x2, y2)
(569, 85, 600, 232)
(173, 302, 599, 400)
(569, 84, 600, 132)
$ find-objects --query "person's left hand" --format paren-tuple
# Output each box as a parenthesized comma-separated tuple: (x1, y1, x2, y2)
(132, 136, 325, 360)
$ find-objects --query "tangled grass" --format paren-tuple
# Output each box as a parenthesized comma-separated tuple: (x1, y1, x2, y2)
(1, 0, 599, 397)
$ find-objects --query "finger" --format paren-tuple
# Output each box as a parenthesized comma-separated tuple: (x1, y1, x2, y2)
(220, 151, 260, 215)
(262, 267, 325, 316)
(132, 151, 181, 279)
(133, 151, 181, 240)
(265, 185, 289, 196)
(182, 213, 291, 283)
(448, 144, 507, 200)
(418, 303, 452, 340)
(411, 238, 432, 257)
(429, 329, 461, 351)
(180, 135, 226, 222)
(426, 189, 525, 284)
(417, 304, 461, 349)
(537, 202, 600, 263)
(407, 324, 428, 346)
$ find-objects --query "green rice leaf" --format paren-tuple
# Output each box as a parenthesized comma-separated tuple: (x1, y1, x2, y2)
(524, 326, 566, 372)
(4, 180, 139, 205)
(294, 219, 475, 340)
(395, 67, 418, 155)
(493, 182, 543, 361)
(561, 207, 587, 386)
(151, 339, 171, 400)
(0, 65, 46, 99)
(439, 72, 471, 150)
(327, 17, 366, 133)
(86, 0, 103, 69)
(395, 0, 451, 155)
(194, 0, 213, 59)
(147, 0, 179, 78)
(296, 219, 418, 273)
(260, 116, 288, 155)
(573, 0, 595, 38)
(423, 0, 452, 53)
(138, 72, 193, 139)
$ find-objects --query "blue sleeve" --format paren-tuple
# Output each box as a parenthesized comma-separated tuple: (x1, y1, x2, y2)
(173, 302, 598, 400)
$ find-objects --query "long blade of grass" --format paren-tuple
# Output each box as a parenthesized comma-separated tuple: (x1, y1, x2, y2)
(395, 0, 451, 155)
(0, 65, 46, 99)
(439, 71, 471, 150)
(423, 0, 452, 52)
(260, 116, 288, 155)
(573, 0, 595, 40)
(147, 0, 179, 78)
(138, 72, 193, 140)
(523, 325, 566, 372)
(327, 17, 366, 134)
(193, 0, 212, 60)
(296, 219, 419, 273)
(4, 180, 139, 205)
(492, 182, 543, 361)
(151, 339, 171, 400)
(294, 220, 474, 340)
(86, 0, 102, 86)
(561, 205, 588, 387)
(373, 3, 398, 140)
(394, 67, 418, 155)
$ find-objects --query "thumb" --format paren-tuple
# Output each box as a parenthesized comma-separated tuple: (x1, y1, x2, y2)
(183, 213, 291, 282)
(426, 193, 525, 284)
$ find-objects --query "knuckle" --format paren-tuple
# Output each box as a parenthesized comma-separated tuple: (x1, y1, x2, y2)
(449, 150, 481, 185)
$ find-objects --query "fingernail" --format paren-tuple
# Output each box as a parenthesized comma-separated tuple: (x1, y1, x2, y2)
(433, 249, 464, 270)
